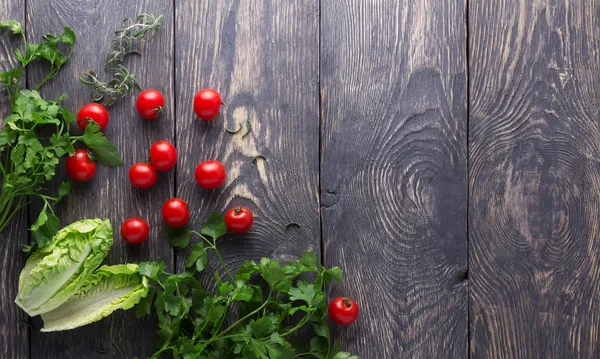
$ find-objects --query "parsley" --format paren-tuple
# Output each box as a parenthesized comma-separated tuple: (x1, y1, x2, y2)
(0, 22, 123, 242)
(138, 212, 355, 359)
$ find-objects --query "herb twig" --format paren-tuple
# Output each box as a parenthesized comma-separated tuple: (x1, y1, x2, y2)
(80, 13, 162, 107)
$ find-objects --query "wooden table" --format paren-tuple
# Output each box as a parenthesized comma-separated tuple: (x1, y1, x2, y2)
(1, 0, 599, 358)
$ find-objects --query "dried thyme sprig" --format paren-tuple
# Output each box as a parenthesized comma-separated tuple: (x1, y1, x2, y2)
(79, 13, 162, 107)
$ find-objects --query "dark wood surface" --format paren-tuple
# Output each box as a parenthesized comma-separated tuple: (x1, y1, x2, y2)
(469, 0, 600, 358)
(173, 0, 320, 280)
(3, 0, 600, 358)
(321, 0, 468, 357)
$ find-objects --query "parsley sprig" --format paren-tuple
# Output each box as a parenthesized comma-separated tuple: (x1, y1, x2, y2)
(0, 22, 123, 244)
(137, 212, 356, 359)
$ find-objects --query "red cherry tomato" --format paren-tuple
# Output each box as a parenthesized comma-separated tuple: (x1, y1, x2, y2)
(136, 89, 165, 120)
(328, 297, 359, 325)
(129, 162, 157, 189)
(224, 206, 253, 233)
(121, 217, 150, 244)
(77, 103, 109, 131)
(193, 88, 221, 120)
(162, 198, 189, 228)
(66, 149, 96, 182)
(195, 160, 226, 189)
(150, 140, 177, 171)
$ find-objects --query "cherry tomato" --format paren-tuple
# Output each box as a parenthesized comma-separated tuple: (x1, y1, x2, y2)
(195, 160, 226, 189)
(193, 88, 221, 120)
(224, 206, 253, 233)
(150, 140, 177, 171)
(162, 198, 189, 227)
(66, 149, 96, 182)
(328, 297, 359, 325)
(136, 89, 165, 120)
(77, 103, 109, 131)
(121, 217, 150, 244)
(129, 162, 157, 189)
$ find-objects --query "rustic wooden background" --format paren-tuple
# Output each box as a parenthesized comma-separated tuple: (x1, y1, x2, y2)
(1, 0, 598, 358)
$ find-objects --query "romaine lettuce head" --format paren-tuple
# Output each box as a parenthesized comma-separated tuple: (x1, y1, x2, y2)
(40, 263, 149, 332)
(15, 218, 113, 316)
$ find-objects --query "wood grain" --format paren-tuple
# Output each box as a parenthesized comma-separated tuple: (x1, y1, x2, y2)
(25, 0, 174, 357)
(174, 0, 320, 279)
(469, 0, 600, 357)
(321, 0, 468, 357)
(0, 2, 29, 358)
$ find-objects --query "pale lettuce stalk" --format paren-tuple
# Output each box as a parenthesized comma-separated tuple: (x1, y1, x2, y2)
(15, 219, 112, 316)
(40, 264, 149, 332)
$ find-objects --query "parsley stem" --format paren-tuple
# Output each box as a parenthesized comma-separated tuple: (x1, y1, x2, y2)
(218, 291, 273, 337)
(191, 230, 235, 281)
(212, 248, 234, 282)
(281, 313, 313, 337)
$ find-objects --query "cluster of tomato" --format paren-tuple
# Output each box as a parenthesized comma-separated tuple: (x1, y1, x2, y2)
(67, 88, 254, 245)
(68, 88, 359, 326)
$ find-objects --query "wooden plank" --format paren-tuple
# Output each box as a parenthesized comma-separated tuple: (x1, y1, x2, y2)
(25, 1, 174, 357)
(470, 1, 600, 357)
(321, 0, 468, 357)
(0, 1, 30, 358)
(174, 0, 320, 276)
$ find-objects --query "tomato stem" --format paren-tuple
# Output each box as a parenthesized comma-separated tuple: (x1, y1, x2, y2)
(343, 297, 352, 308)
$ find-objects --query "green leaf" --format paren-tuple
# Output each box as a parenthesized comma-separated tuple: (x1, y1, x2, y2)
(80, 122, 123, 166)
(251, 313, 279, 337)
(162, 225, 192, 249)
(135, 288, 155, 317)
(59, 27, 76, 45)
(137, 261, 166, 282)
(56, 181, 71, 202)
(323, 266, 343, 283)
(259, 258, 285, 289)
(163, 284, 181, 316)
(50, 133, 74, 157)
(312, 322, 330, 339)
(289, 281, 317, 306)
(231, 285, 254, 302)
(219, 282, 234, 296)
(40, 264, 149, 332)
(0, 20, 24, 35)
(185, 242, 208, 272)
(58, 105, 75, 125)
(331, 352, 358, 359)
(200, 212, 227, 240)
(30, 208, 60, 248)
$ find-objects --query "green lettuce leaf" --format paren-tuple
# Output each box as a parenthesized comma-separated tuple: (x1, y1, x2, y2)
(40, 264, 149, 332)
(15, 219, 113, 316)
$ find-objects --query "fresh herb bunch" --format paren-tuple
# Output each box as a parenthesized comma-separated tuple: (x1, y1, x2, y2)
(137, 212, 356, 359)
(0, 22, 123, 243)
(79, 13, 162, 107)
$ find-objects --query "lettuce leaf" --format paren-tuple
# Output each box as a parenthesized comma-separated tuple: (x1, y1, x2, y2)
(15, 219, 112, 316)
(40, 264, 149, 332)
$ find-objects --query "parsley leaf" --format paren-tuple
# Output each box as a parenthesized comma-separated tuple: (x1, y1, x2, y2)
(80, 122, 123, 166)
(185, 242, 207, 272)
(200, 211, 227, 240)
(29, 206, 59, 248)
(162, 225, 192, 249)
(289, 280, 318, 306)
(0, 20, 24, 35)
